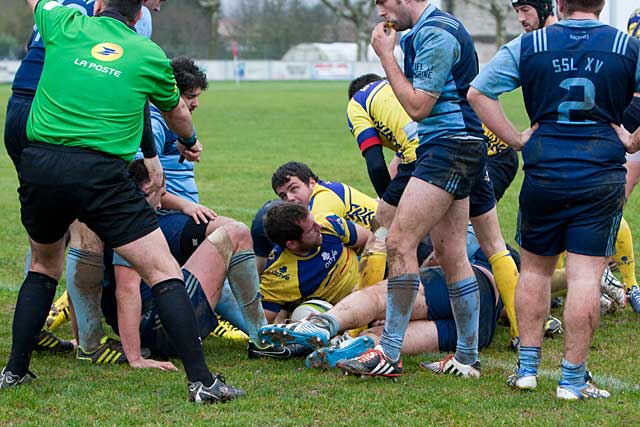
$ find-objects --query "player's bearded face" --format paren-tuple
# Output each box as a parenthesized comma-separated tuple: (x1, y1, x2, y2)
(514, 5, 540, 32)
(376, 0, 413, 31)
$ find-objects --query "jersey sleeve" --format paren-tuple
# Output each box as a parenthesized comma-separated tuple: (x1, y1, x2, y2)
(347, 99, 382, 154)
(150, 108, 168, 154)
(471, 36, 522, 99)
(34, 0, 82, 44)
(318, 214, 358, 247)
(411, 27, 459, 94)
(144, 49, 181, 112)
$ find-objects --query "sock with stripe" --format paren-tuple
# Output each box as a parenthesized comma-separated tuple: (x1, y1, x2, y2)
(560, 358, 587, 386)
(227, 250, 267, 344)
(379, 274, 420, 362)
(614, 217, 637, 290)
(6, 272, 57, 377)
(518, 346, 541, 374)
(488, 250, 519, 340)
(448, 276, 480, 365)
(66, 247, 105, 351)
(151, 278, 212, 385)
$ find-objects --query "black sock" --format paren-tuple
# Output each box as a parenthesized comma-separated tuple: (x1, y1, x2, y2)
(6, 272, 57, 376)
(151, 278, 212, 385)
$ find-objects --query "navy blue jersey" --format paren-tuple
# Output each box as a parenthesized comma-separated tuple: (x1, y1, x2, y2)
(400, 4, 484, 143)
(12, 0, 94, 94)
(473, 20, 640, 188)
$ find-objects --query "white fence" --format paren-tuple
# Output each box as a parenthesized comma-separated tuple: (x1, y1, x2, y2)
(0, 60, 389, 84)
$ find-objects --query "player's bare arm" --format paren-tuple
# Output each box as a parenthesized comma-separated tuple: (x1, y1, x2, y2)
(371, 22, 436, 121)
(468, 87, 538, 150)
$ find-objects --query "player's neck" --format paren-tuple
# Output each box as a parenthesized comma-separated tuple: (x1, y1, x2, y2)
(411, 1, 431, 26)
(562, 11, 598, 21)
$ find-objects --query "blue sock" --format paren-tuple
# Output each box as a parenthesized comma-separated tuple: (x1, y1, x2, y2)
(65, 247, 105, 351)
(561, 358, 587, 386)
(213, 280, 248, 332)
(448, 276, 479, 365)
(379, 274, 420, 362)
(518, 346, 541, 374)
(227, 250, 267, 344)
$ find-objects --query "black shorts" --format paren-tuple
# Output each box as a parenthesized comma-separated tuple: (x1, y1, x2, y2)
(413, 135, 487, 200)
(486, 148, 518, 202)
(4, 92, 34, 172)
(19, 143, 158, 248)
(469, 168, 497, 218)
(382, 162, 415, 207)
(157, 212, 208, 265)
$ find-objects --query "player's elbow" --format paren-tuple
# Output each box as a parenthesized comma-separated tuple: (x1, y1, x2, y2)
(467, 87, 485, 111)
(407, 106, 430, 122)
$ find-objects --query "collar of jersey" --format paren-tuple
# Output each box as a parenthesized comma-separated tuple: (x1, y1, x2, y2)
(557, 19, 605, 29)
(96, 9, 136, 32)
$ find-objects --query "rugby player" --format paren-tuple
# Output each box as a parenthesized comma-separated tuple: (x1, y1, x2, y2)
(347, 73, 521, 349)
(341, 0, 488, 379)
(469, 0, 638, 400)
(0, 0, 242, 403)
(258, 203, 370, 322)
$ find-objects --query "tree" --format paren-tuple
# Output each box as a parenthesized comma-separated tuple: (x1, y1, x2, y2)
(198, 0, 222, 59)
(318, 0, 376, 61)
(467, 0, 511, 48)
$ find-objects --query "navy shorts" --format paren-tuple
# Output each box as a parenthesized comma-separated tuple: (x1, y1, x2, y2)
(486, 148, 518, 202)
(140, 269, 217, 357)
(19, 143, 158, 248)
(382, 162, 415, 207)
(413, 135, 487, 200)
(4, 92, 34, 172)
(422, 265, 500, 352)
(517, 179, 625, 257)
(469, 168, 497, 218)
(157, 212, 208, 265)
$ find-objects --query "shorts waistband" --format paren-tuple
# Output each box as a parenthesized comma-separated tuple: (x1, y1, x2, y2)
(29, 141, 126, 162)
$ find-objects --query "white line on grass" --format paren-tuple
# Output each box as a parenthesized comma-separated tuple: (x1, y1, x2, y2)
(484, 358, 640, 392)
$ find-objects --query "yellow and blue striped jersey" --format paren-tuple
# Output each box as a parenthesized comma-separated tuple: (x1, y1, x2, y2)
(260, 214, 360, 312)
(483, 124, 510, 157)
(347, 80, 418, 164)
(309, 180, 377, 229)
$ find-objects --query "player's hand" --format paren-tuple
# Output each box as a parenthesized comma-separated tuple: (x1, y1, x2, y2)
(371, 22, 396, 60)
(129, 357, 178, 372)
(177, 140, 203, 162)
(182, 202, 217, 224)
(143, 155, 164, 194)
(612, 123, 638, 153)
(516, 123, 539, 150)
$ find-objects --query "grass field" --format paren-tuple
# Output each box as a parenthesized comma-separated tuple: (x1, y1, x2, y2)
(0, 82, 639, 426)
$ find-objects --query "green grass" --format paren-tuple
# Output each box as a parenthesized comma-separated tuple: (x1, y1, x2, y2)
(0, 82, 639, 426)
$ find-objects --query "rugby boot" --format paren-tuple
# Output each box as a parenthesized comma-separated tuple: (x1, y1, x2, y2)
(258, 319, 330, 349)
(306, 335, 374, 370)
(336, 345, 402, 378)
(188, 373, 245, 404)
(420, 354, 481, 378)
(34, 330, 75, 353)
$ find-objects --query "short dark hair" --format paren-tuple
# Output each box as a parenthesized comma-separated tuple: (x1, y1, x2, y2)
(104, 0, 143, 22)
(348, 74, 383, 99)
(171, 56, 208, 94)
(263, 203, 309, 247)
(271, 161, 319, 193)
(128, 159, 165, 188)
(564, 0, 604, 15)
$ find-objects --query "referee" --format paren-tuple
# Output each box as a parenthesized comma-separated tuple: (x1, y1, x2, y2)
(0, 0, 242, 404)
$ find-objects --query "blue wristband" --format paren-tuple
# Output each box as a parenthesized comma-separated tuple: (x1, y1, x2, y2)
(178, 129, 197, 148)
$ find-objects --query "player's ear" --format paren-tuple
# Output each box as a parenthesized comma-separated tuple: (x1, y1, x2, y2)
(285, 240, 298, 252)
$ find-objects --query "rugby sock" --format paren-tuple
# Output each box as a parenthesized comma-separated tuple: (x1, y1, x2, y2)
(560, 358, 587, 386)
(312, 313, 340, 337)
(151, 278, 212, 385)
(614, 217, 637, 290)
(213, 280, 248, 332)
(6, 272, 57, 377)
(379, 274, 420, 362)
(65, 247, 105, 351)
(448, 276, 480, 365)
(489, 250, 519, 339)
(518, 346, 541, 374)
(556, 252, 566, 270)
(227, 250, 267, 344)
